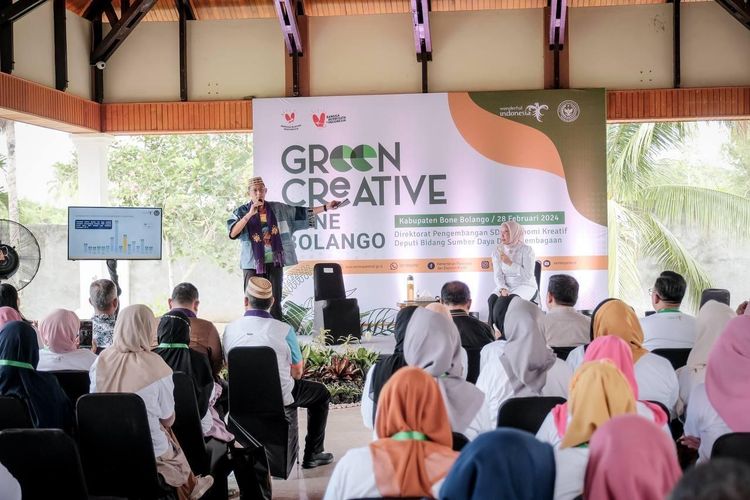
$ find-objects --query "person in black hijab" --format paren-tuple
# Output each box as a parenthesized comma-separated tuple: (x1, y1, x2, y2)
(153, 311, 213, 418)
(0, 321, 73, 430)
(368, 306, 419, 421)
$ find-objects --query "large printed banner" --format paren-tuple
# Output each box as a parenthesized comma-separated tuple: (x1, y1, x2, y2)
(254, 90, 607, 327)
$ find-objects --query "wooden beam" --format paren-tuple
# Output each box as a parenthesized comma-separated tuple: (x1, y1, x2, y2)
(53, 0, 67, 91)
(177, 0, 187, 101)
(714, 0, 750, 30)
(673, 0, 681, 88)
(91, 19, 103, 103)
(102, 100, 253, 133)
(102, 1, 118, 26)
(607, 87, 750, 122)
(0, 0, 48, 24)
(90, 0, 157, 64)
(284, 3, 309, 97)
(544, 6, 569, 89)
(0, 0, 11, 74)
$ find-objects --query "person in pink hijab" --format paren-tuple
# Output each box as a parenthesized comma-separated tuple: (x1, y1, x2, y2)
(36, 309, 97, 372)
(585, 414, 681, 500)
(0, 306, 22, 328)
(683, 315, 750, 462)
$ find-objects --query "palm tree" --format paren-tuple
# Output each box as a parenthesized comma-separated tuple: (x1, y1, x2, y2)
(608, 122, 750, 311)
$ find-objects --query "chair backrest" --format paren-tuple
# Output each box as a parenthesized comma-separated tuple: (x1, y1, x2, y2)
(464, 347, 482, 384)
(228, 346, 285, 417)
(451, 432, 469, 451)
(497, 396, 566, 434)
(551, 346, 576, 361)
(651, 348, 692, 370)
(49, 370, 90, 405)
(172, 372, 210, 475)
(313, 263, 346, 301)
(534, 260, 542, 290)
(0, 396, 32, 430)
(711, 433, 750, 464)
(76, 393, 164, 498)
(701, 288, 731, 308)
(0, 428, 88, 500)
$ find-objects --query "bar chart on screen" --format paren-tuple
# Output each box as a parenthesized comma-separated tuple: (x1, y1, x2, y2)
(67, 207, 163, 260)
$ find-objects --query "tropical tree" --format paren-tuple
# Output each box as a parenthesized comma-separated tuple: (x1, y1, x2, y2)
(608, 122, 750, 310)
(0, 119, 18, 222)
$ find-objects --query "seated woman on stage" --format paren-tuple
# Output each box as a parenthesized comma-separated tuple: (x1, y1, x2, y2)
(37, 309, 97, 372)
(326, 367, 458, 499)
(488, 220, 538, 314)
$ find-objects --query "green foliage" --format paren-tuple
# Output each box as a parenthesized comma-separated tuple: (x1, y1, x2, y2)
(106, 134, 252, 273)
(49, 154, 78, 201)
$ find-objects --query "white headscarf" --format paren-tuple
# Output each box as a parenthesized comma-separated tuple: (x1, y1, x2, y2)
(685, 300, 736, 372)
(403, 307, 485, 433)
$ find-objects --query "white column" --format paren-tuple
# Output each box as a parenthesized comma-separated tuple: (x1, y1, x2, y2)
(70, 134, 122, 314)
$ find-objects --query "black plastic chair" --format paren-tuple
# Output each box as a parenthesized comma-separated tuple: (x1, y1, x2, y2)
(651, 348, 692, 370)
(0, 396, 32, 430)
(228, 346, 298, 479)
(551, 346, 577, 361)
(76, 393, 172, 499)
(0, 428, 88, 500)
(497, 396, 566, 434)
(173, 372, 230, 499)
(711, 433, 750, 465)
(49, 370, 90, 405)
(451, 432, 469, 451)
(465, 347, 482, 384)
(701, 288, 730, 308)
(312, 263, 361, 344)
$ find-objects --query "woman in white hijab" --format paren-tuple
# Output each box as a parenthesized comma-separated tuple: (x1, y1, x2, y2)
(490, 220, 538, 303)
(90, 305, 213, 499)
(403, 307, 493, 439)
(476, 297, 571, 420)
(677, 300, 736, 409)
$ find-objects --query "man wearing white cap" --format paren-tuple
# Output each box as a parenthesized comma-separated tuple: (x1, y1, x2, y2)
(223, 277, 334, 468)
(228, 176, 343, 320)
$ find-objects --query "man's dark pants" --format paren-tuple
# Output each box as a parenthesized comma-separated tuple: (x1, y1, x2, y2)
(244, 266, 284, 320)
(288, 379, 330, 459)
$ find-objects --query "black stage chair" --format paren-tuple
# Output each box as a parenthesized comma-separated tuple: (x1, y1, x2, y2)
(228, 346, 298, 479)
(0, 396, 32, 430)
(76, 393, 173, 499)
(712, 433, 750, 465)
(497, 396, 566, 434)
(701, 288, 731, 308)
(551, 346, 577, 361)
(465, 347, 482, 384)
(0, 429, 88, 500)
(173, 372, 230, 499)
(651, 348, 692, 370)
(313, 263, 361, 344)
(49, 370, 90, 405)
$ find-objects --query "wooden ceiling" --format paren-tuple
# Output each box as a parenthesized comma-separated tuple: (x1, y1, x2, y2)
(67, 0, 710, 23)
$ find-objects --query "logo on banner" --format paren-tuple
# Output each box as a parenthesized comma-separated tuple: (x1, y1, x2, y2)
(280, 111, 301, 131)
(312, 111, 347, 128)
(557, 100, 581, 122)
(498, 102, 549, 123)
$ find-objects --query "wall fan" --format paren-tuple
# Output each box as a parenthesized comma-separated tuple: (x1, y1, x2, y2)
(0, 219, 41, 291)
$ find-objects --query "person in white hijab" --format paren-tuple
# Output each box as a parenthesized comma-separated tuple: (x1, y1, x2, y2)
(403, 307, 493, 439)
(476, 297, 571, 420)
(677, 300, 736, 409)
(490, 220, 538, 302)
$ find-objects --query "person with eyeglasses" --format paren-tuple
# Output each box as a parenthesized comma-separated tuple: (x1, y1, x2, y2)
(641, 271, 697, 351)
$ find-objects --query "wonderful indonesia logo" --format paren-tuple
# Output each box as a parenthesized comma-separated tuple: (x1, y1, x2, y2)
(498, 102, 549, 123)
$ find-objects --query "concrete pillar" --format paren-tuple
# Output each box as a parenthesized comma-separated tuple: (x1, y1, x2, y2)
(70, 134, 128, 314)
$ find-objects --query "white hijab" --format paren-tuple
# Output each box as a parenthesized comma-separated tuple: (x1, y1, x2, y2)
(685, 300, 736, 372)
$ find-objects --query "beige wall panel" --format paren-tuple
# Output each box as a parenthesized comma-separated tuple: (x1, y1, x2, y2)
(105, 23, 180, 102)
(681, 3, 750, 87)
(570, 5, 673, 89)
(309, 14, 421, 96)
(67, 13, 92, 99)
(188, 19, 285, 100)
(14, 2, 55, 89)
(430, 9, 544, 92)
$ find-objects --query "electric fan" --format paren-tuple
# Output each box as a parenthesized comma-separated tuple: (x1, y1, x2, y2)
(0, 219, 41, 291)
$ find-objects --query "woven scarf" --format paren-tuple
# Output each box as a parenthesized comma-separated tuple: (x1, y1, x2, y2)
(246, 205, 284, 274)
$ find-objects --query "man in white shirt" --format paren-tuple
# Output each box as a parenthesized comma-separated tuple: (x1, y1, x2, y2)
(540, 274, 590, 347)
(223, 277, 333, 469)
(641, 271, 697, 350)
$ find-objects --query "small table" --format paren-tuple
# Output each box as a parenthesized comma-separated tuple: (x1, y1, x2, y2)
(396, 299, 440, 308)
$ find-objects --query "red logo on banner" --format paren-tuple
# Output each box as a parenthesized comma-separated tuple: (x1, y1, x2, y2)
(284, 112, 296, 124)
(312, 113, 327, 128)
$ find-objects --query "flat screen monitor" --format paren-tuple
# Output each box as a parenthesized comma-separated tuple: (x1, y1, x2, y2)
(68, 206, 162, 260)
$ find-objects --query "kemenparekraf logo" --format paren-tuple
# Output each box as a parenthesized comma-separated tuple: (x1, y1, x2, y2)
(280, 110, 301, 131)
(557, 100, 581, 123)
(498, 102, 549, 123)
(312, 111, 347, 128)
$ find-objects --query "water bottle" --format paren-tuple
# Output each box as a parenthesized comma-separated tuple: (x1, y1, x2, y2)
(406, 275, 415, 301)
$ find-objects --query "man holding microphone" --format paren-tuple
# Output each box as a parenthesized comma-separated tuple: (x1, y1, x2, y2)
(228, 176, 343, 320)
